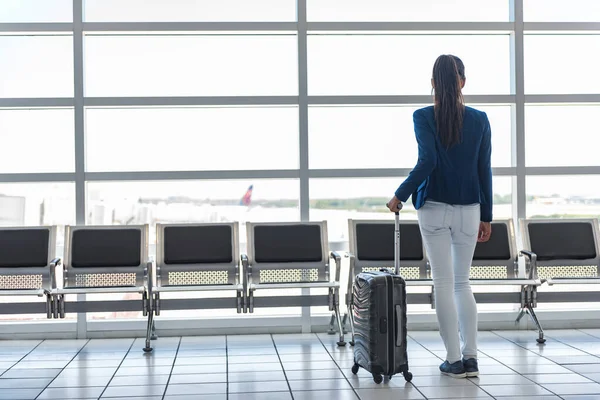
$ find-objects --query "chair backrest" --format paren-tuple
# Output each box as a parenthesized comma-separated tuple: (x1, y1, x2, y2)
(245, 221, 329, 283)
(471, 219, 519, 279)
(156, 222, 239, 286)
(63, 225, 149, 288)
(520, 218, 600, 279)
(347, 219, 427, 280)
(0, 226, 57, 291)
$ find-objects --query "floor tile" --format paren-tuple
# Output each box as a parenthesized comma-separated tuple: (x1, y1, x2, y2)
(164, 396, 226, 400)
(417, 385, 491, 399)
(228, 371, 286, 382)
(285, 369, 345, 380)
(467, 374, 533, 385)
(164, 383, 227, 396)
(292, 390, 359, 400)
(101, 384, 166, 397)
(169, 373, 227, 384)
(115, 366, 172, 376)
(228, 392, 292, 400)
(0, 388, 42, 400)
(0, 368, 62, 379)
(228, 380, 290, 393)
(37, 386, 105, 399)
(288, 378, 352, 391)
(523, 373, 594, 384)
(354, 388, 426, 400)
(0, 378, 52, 389)
(541, 383, 600, 395)
(479, 384, 553, 397)
(109, 374, 170, 386)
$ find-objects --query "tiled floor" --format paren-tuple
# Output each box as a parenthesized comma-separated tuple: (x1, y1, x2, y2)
(1, 330, 600, 399)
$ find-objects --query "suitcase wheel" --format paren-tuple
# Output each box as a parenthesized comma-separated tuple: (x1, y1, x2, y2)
(403, 371, 413, 382)
(372, 373, 383, 384)
(351, 363, 359, 375)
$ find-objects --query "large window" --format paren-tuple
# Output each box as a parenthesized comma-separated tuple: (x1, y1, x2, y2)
(309, 105, 512, 169)
(84, 34, 298, 97)
(84, 0, 296, 22)
(0, 35, 73, 98)
(85, 106, 299, 172)
(307, 0, 509, 22)
(526, 105, 600, 167)
(525, 34, 600, 94)
(2, 1, 599, 326)
(0, 109, 75, 173)
(308, 34, 511, 95)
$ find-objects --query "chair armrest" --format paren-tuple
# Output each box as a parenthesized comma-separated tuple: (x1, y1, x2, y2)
(241, 254, 250, 287)
(520, 250, 539, 280)
(330, 251, 342, 282)
(49, 258, 62, 290)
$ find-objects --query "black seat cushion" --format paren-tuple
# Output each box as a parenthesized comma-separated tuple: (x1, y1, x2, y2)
(254, 225, 322, 263)
(355, 223, 424, 261)
(473, 223, 511, 260)
(529, 222, 597, 261)
(0, 229, 49, 268)
(71, 229, 141, 267)
(164, 225, 233, 264)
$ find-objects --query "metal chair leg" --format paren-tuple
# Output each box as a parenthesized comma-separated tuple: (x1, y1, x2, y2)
(348, 305, 356, 346)
(143, 312, 154, 352)
(150, 320, 158, 341)
(527, 305, 546, 344)
(327, 313, 336, 335)
(515, 308, 526, 324)
(341, 313, 348, 334)
(334, 304, 346, 346)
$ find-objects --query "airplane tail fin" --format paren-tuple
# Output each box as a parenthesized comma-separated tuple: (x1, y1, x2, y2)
(240, 185, 253, 206)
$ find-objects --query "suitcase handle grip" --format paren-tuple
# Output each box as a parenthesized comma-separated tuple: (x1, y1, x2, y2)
(395, 304, 403, 347)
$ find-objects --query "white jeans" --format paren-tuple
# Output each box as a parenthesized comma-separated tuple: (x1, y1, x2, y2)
(417, 200, 480, 363)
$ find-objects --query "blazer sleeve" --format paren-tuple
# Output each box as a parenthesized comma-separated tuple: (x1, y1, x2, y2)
(478, 113, 493, 222)
(394, 110, 438, 202)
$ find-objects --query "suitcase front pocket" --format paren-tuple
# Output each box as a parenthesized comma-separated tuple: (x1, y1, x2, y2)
(395, 304, 404, 347)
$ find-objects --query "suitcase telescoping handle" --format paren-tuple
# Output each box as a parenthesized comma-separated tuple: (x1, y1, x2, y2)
(386, 202, 402, 276)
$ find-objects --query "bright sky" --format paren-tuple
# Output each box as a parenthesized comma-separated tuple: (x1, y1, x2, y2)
(1, 0, 599, 206)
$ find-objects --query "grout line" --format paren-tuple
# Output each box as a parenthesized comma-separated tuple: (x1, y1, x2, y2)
(96, 338, 137, 400)
(270, 333, 294, 400)
(33, 338, 90, 400)
(161, 336, 182, 400)
(226, 335, 229, 400)
(0, 339, 45, 378)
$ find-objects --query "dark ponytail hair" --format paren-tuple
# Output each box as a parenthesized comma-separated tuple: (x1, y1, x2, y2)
(432, 54, 466, 149)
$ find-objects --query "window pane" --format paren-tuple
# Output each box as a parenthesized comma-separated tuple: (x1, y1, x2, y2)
(525, 0, 600, 22)
(0, 36, 74, 98)
(0, 109, 74, 173)
(525, 35, 600, 94)
(84, 35, 297, 96)
(527, 176, 600, 218)
(86, 106, 298, 172)
(308, 0, 509, 22)
(0, 182, 74, 260)
(0, 0, 72, 23)
(309, 105, 512, 169)
(86, 179, 299, 320)
(526, 105, 600, 167)
(308, 34, 511, 95)
(84, 0, 295, 22)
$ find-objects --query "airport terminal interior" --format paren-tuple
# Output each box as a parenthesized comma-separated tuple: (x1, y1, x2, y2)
(2, 0, 600, 399)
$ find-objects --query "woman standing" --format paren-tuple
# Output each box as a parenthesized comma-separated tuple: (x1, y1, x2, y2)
(387, 54, 493, 378)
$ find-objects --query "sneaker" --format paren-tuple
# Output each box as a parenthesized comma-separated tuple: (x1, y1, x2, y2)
(439, 360, 467, 378)
(462, 358, 479, 377)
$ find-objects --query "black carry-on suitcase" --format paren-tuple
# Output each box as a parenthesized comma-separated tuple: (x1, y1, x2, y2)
(350, 208, 412, 384)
